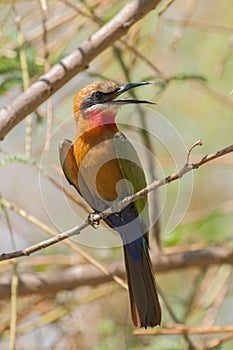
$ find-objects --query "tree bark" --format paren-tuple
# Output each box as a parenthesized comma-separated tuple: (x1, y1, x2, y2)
(0, 0, 162, 140)
(0, 246, 232, 299)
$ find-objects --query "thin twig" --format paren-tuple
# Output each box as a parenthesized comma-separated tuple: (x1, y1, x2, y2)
(39, 0, 53, 152)
(0, 141, 233, 262)
(0, 197, 128, 291)
(14, 12, 32, 157)
(121, 40, 166, 79)
(1, 200, 18, 350)
(45, 172, 92, 212)
(15, 286, 114, 336)
(183, 268, 207, 320)
(197, 333, 233, 350)
(9, 264, 18, 350)
(202, 265, 232, 326)
(133, 324, 233, 335)
(158, 0, 175, 16)
(215, 34, 233, 77)
(190, 267, 220, 310)
(164, 17, 233, 34)
(157, 286, 196, 349)
(168, 0, 199, 51)
(193, 80, 233, 110)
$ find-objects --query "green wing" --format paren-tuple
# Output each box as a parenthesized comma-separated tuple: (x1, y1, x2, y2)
(114, 132, 149, 230)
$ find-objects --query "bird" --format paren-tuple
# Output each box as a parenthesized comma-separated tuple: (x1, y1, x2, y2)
(59, 81, 161, 328)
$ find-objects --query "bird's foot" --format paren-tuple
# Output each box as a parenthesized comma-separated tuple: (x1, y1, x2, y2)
(87, 212, 100, 228)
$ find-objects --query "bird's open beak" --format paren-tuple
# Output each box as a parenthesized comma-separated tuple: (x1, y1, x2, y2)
(107, 82, 156, 105)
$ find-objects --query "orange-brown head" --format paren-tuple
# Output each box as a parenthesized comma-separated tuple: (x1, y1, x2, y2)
(74, 81, 156, 136)
(74, 81, 118, 115)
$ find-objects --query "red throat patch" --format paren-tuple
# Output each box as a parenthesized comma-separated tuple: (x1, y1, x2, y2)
(86, 108, 117, 133)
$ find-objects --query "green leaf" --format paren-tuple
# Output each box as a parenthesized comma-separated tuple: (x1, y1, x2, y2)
(0, 154, 37, 166)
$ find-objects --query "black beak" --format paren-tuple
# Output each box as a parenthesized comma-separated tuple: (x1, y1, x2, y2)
(107, 82, 156, 105)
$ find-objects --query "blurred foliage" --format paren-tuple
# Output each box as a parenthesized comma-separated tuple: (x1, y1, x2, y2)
(0, 154, 37, 166)
(165, 211, 233, 247)
(0, 46, 44, 94)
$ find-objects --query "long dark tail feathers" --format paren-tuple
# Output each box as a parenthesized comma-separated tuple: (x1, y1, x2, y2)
(104, 209, 161, 327)
(123, 238, 161, 328)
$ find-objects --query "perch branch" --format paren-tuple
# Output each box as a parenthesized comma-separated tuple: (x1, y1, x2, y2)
(0, 140, 233, 262)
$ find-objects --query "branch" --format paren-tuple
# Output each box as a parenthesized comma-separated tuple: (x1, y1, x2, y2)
(93, 141, 233, 219)
(0, 0, 162, 140)
(0, 140, 233, 262)
(134, 324, 233, 335)
(0, 246, 232, 299)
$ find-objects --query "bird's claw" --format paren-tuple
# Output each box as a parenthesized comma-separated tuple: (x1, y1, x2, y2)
(87, 213, 100, 228)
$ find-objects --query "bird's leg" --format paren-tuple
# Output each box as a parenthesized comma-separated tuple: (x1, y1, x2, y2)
(87, 212, 100, 228)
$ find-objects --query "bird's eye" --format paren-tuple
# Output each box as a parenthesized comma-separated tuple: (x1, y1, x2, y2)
(92, 91, 102, 100)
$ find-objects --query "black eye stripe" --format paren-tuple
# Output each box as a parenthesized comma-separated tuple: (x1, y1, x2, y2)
(91, 90, 119, 99)
(80, 88, 119, 111)
(91, 91, 103, 99)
